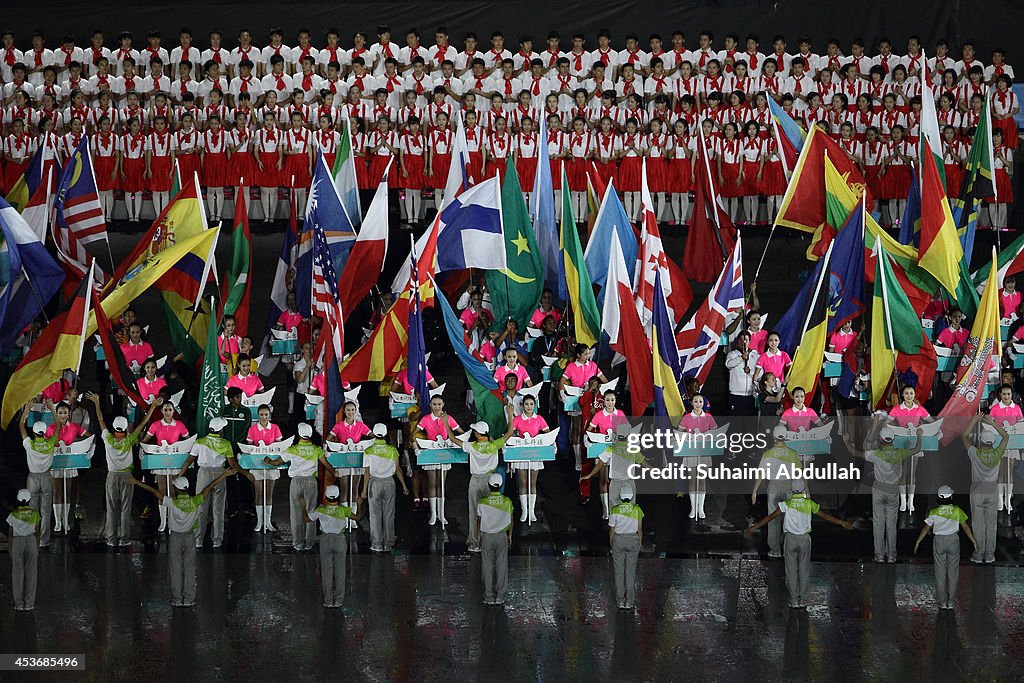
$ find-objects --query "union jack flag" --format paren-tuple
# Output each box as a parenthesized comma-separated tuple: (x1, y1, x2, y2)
(675, 236, 745, 384)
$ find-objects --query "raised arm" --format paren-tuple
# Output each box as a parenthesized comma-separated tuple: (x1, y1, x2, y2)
(127, 475, 165, 502)
(85, 392, 108, 432)
(814, 508, 854, 529)
(198, 466, 236, 498)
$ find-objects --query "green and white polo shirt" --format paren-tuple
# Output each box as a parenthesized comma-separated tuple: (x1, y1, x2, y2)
(758, 446, 802, 481)
(164, 494, 204, 533)
(311, 504, 355, 534)
(283, 442, 324, 477)
(599, 443, 646, 481)
(365, 440, 400, 478)
(609, 502, 644, 535)
(464, 437, 507, 476)
(864, 445, 914, 486)
(23, 436, 58, 473)
(778, 494, 820, 535)
(925, 504, 968, 536)
(193, 434, 235, 468)
(103, 430, 138, 472)
(478, 492, 514, 533)
(7, 507, 42, 536)
(967, 445, 1005, 485)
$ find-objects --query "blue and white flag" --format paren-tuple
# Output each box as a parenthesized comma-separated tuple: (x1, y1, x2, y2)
(0, 197, 63, 353)
(584, 179, 638, 305)
(435, 175, 506, 272)
(295, 152, 357, 316)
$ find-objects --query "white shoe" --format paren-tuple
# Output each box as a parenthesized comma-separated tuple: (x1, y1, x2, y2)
(254, 507, 264, 532)
(428, 497, 438, 526)
(53, 505, 63, 533)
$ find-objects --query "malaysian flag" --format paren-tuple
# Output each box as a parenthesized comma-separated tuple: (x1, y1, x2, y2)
(54, 137, 108, 246)
(675, 236, 745, 384)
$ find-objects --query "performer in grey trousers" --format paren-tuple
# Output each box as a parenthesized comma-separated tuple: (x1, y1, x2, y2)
(361, 424, 409, 552)
(477, 473, 514, 606)
(608, 483, 643, 610)
(301, 485, 365, 607)
(915, 486, 978, 610)
(7, 490, 41, 611)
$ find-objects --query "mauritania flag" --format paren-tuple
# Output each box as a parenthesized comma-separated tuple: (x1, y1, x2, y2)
(560, 167, 601, 346)
(331, 119, 362, 228)
(785, 241, 835, 403)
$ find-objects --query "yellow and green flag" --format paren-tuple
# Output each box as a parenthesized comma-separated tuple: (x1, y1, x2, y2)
(560, 168, 601, 346)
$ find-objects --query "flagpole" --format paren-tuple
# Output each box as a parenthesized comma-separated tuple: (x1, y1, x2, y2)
(789, 239, 835, 389)
(876, 242, 900, 393)
(17, 263, 52, 324)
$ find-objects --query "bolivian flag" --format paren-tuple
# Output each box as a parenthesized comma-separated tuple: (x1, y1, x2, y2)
(560, 168, 601, 346)
(3, 227, 218, 426)
(785, 240, 835, 402)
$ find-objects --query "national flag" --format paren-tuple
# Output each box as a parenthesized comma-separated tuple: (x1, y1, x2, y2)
(435, 278, 507, 436)
(897, 167, 922, 246)
(973, 232, 1024, 293)
(388, 173, 504, 294)
(785, 241, 835, 402)
(686, 130, 737, 281)
(605, 231, 653, 416)
(864, 219, 940, 315)
(583, 177, 638, 305)
(262, 192, 301, 341)
(309, 217, 346, 431)
(339, 297, 411, 382)
(0, 195, 63, 353)
(560, 168, 601, 346)
(330, 119, 362, 227)
(950, 94, 995, 263)
(444, 110, 471, 202)
(2, 226, 219, 426)
(531, 114, 563, 299)
(338, 171, 390, 321)
(108, 174, 213, 364)
(20, 168, 53, 242)
(196, 298, 223, 437)
(937, 246, 1001, 443)
(585, 163, 605, 236)
(635, 159, 693, 325)
(221, 189, 252, 335)
(94, 293, 150, 409)
(47, 262, 94, 376)
(294, 151, 357, 314)
(827, 200, 867, 333)
(407, 247, 430, 413)
(651, 270, 685, 422)
(774, 258, 825, 356)
(870, 240, 937, 410)
(3, 143, 45, 212)
(917, 134, 964, 296)
(766, 91, 805, 175)
(54, 137, 108, 246)
(49, 151, 107, 297)
(776, 126, 872, 255)
(676, 237, 745, 384)
(806, 153, 864, 261)
(486, 158, 544, 330)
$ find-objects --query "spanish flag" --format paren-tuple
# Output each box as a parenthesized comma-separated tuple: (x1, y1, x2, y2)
(560, 167, 601, 346)
(651, 270, 685, 422)
(2, 227, 219, 426)
(785, 240, 835, 403)
(106, 173, 212, 364)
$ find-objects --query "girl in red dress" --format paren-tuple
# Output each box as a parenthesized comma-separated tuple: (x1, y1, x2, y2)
(427, 111, 452, 207)
(172, 111, 202, 186)
(463, 110, 484, 185)
(991, 75, 1020, 150)
(91, 116, 120, 221)
(738, 121, 762, 225)
(879, 124, 915, 226)
(668, 119, 693, 225)
(283, 112, 314, 214)
(941, 125, 965, 200)
(254, 112, 283, 222)
(145, 115, 174, 215)
(716, 122, 743, 221)
(988, 128, 1014, 228)
(757, 134, 787, 223)
(592, 117, 620, 188)
(617, 118, 645, 220)
(2, 117, 33, 196)
(484, 115, 512, 182)
(861, 126, 885, 202)
(546, 115, 565, 219)
(366, 115, 399, 188)
(514, 116, 539, 203)
(229, 111, 258, 216)
(399, 116, 427, 226)
(646, 118, 670, 219)
(201, 114, 230, 222)
(315, 115, 339, 171)
(120, 116, 148, 222)
(565, 116, 594, 222)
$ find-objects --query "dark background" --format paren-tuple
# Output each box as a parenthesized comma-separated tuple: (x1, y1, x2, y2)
(1, 0, 1020, 71)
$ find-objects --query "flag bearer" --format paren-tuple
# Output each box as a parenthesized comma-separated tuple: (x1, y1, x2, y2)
(608, 483, 643, 610)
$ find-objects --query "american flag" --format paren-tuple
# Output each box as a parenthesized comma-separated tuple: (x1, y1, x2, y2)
(310, 219, 344, 366)
(54, 137, 108, 246)
(675, 237, 745, 384)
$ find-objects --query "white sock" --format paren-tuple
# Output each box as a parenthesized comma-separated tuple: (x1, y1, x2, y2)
(438, 496, 446, 524)
(528, 493, 537, 522)
(428, 497, 437, 525)
(158, 504, 167, 531)
(688, 492, 697, 519)
(697, 492, 706, 519)
(601, 492, 609, 519)
(254, 505, 264, 531)
(998, 484, 1006, 511)
(260, 188, 273, 219)
(907, 485, 916, 513)
(265, 505, 276, 531)
(519, 494, 528, 522)
(53, 504, 63, 530)
(434, 189, 444, 208)
(1007, 481, 1014, 512)
(899, 486, 907, 512)
(671, 194, 682, 223)
(154, 191, 169, 215)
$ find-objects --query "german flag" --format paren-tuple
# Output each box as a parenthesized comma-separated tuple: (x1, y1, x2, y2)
(45, 264, 94, 377)
(785, 240, 835, 402)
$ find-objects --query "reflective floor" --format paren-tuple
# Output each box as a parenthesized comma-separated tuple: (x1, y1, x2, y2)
(1, 554, 1022, 681)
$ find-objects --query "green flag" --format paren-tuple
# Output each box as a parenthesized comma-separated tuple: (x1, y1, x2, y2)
(486, 158, 545, 332)
(196, 299, 224, 438)
(221, 190, 252, 335)
(560, 168, 602, 346)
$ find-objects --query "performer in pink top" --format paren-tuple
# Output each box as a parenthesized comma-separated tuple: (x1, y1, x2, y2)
(414, 396, 464, 525)
(44, 399, 90, 533)
(745, 311, 768, 354)
(780, 387, 821, 432)
(989, 384, 1022, 511)
(493, 347, 532, 390)
(143, 401, 191, 532)
(245, 404, 283, 532)
(120, 323, 154, 370)
(935, 308, 968, 351)
(559, 343, 610, 501)
(226, 356, 264, 396)
(511, 394, 551, 522)
(1000, 277, 1021, 320)
(218, 315, 242, 365)
(392, 366, 437, 395)
(588, 391, 627, 434)
(677, 393, 716, 520)
(327, 401, 371, 516)
(136, 359, 167, 402)
(828, 320, 857, 355)
(886, 384, 932, 515)
(528, 289, 563, 328)
(754, 332, 791, 381)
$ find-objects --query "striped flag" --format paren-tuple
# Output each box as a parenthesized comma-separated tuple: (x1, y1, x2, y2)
(652, 269, 685, 422)
(407, 245, 430, 413)
(330, 119, 362, 228)
(54, 137, 107, 245)
(636, 158, 692, 325)
(221, 189, 252, 335)
(310, 219, 345, 366)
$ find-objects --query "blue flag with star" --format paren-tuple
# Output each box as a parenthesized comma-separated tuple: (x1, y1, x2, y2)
(486, 158, 545, 331)
(294, 151, 357, 316)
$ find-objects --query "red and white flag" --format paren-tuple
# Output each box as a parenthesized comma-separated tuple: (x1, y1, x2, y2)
(635, 158, 692, 326)
(338, 168, 390, 321)
(685, 130, 737, 282)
